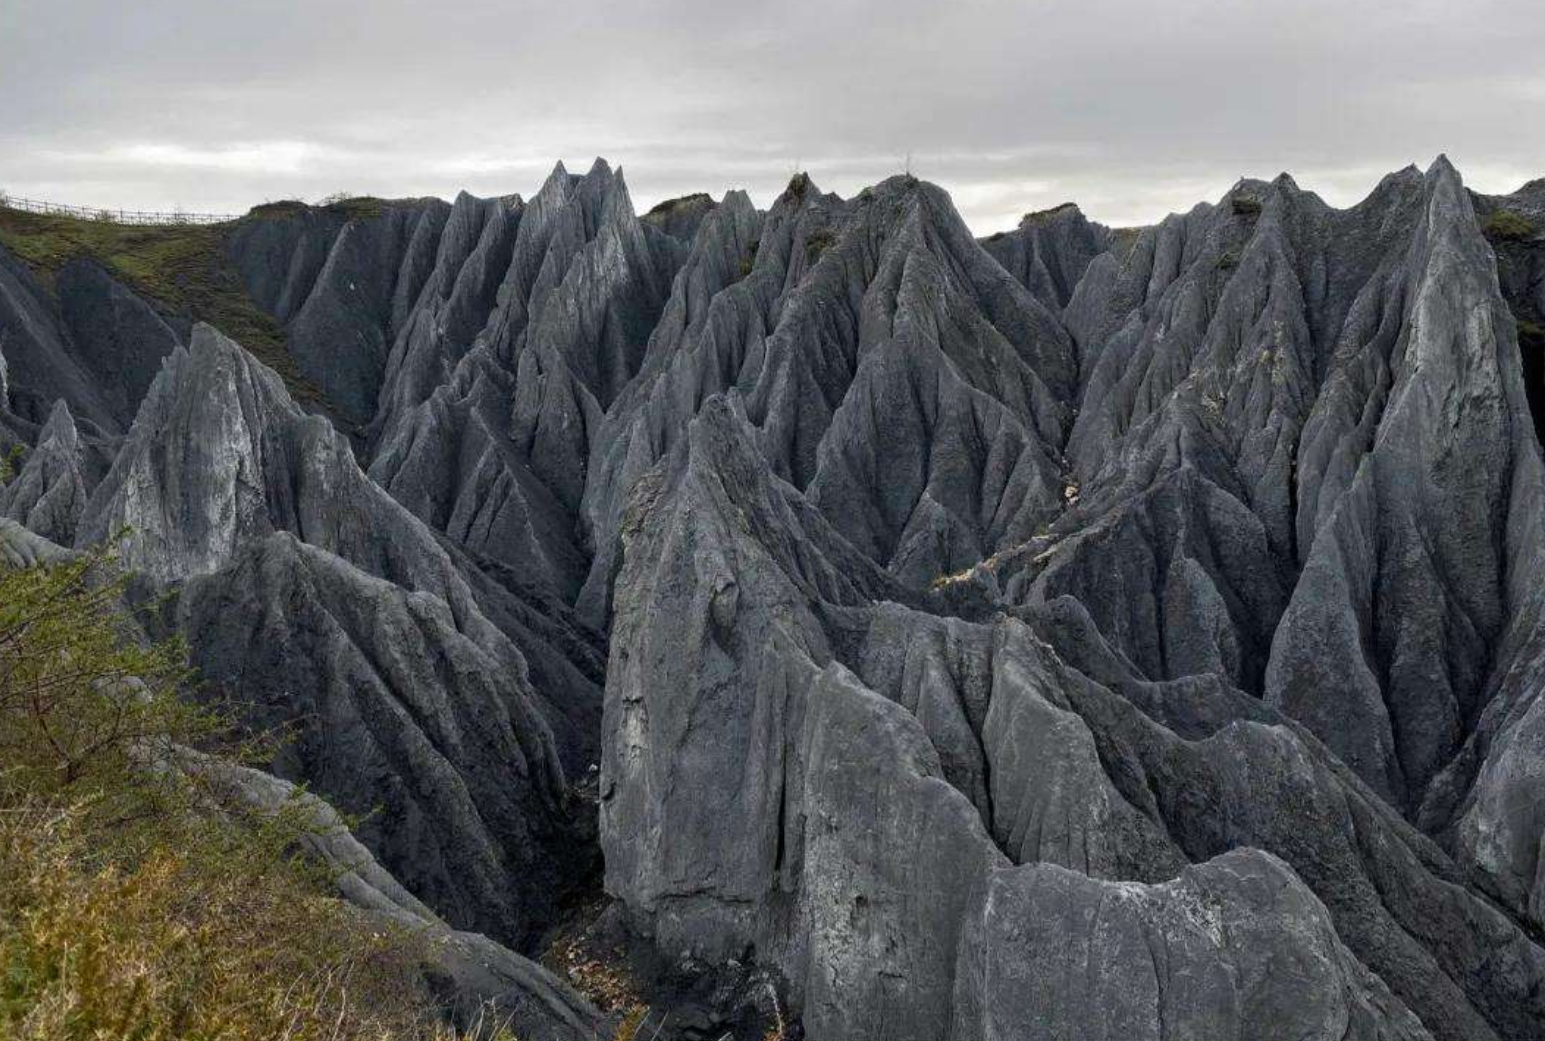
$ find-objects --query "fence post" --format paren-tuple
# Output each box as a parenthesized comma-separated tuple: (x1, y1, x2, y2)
(0, 194, 236, 225)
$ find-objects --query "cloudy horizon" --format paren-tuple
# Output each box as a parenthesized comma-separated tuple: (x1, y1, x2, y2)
(2, 0, 1542, 234)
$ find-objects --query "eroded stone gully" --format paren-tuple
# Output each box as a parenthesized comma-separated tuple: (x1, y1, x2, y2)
(4, 158, 1545, 1040)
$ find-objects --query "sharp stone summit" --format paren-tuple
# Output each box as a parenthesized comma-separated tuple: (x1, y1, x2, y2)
(4, 155, 1545, 1040)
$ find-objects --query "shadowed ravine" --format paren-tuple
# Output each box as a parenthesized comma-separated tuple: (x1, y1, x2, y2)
(4, 157, 1545, 1040)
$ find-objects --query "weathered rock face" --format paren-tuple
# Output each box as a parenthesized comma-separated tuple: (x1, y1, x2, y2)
(0, 246, 136, 434)
(225, 198, 452, 428)
(953, 851, 1434, 1041)
(55, 259, 186, 427)
(368, 345, 591, 599)
(1260, 160, 1543, 814)
(0, 401, 93, 543)
(601, 399, 1545, 1041)
(983, 200, 1116, 314)
(6, 157, 1545, 1039)
(0, 513, 608, 1041)
(202, 758, 612, 1041)
(68, 324, 602, 947)
(580, 174, 1073, 623)
(176, 532, 583, 945)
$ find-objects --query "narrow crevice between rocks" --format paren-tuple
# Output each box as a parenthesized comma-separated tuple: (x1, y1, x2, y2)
(1515, 313, 1545, 456)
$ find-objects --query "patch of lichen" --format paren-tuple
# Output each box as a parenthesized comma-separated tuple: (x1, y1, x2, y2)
(0, 207, 331, 412)
(1111, 226, 1145, 257)
(1518, 316, 1545, 352)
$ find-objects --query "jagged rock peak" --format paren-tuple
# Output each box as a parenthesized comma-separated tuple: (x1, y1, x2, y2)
(5, 155, 1545, 1040)
(641, 191, 718, 240)
(0, 400, 90, 545)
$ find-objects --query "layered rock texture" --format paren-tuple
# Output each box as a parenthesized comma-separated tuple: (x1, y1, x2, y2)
(4, 156, 1545, 1040)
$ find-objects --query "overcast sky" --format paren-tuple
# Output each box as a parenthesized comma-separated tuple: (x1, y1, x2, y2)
(2, 0, 1542, 233)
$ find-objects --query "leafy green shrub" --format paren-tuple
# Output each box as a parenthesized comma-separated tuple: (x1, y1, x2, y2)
(1484, 209, 1537, 242)
(0, 548, 203, 815)
(1231, 196, 1262, 217)
(804, 228, 836, 264)
(0, 443, 24, 484)
(735, 238, 761, 281)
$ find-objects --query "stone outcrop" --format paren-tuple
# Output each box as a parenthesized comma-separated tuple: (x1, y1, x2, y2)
(198, 753, 611, 1041)
(600, 398, 1545, 1041)
(4, 157, 1545, 1039)
(72, 325, 601, 946)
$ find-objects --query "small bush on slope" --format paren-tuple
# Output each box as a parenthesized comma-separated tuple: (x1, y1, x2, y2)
(1483, 208, 1537, 242)
(0, 545, 513, 1041)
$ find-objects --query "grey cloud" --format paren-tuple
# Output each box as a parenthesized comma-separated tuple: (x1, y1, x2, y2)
(2, 0, 1543, 232)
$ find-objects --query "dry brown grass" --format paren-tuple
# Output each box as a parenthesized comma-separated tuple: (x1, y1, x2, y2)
(0, 804, 487, 1041)
(0, 546, 513, 1040)
(608, 1007, 649, 1041)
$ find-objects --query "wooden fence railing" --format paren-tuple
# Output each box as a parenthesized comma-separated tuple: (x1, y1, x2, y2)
(0, 193, 237, 226)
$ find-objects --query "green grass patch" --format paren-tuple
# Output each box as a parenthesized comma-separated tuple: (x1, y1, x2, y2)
(247, 196, 413, 223)
(318, 196, 391, 221)
(1020, 201, 1079, 226)
(0, 207, 332, 413)
(246, 199, 311, 218)
(1484, 209, 1537, 243)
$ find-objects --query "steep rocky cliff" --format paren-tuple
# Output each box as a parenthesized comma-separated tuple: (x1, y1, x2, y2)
(3, 156, 1545, 1040)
